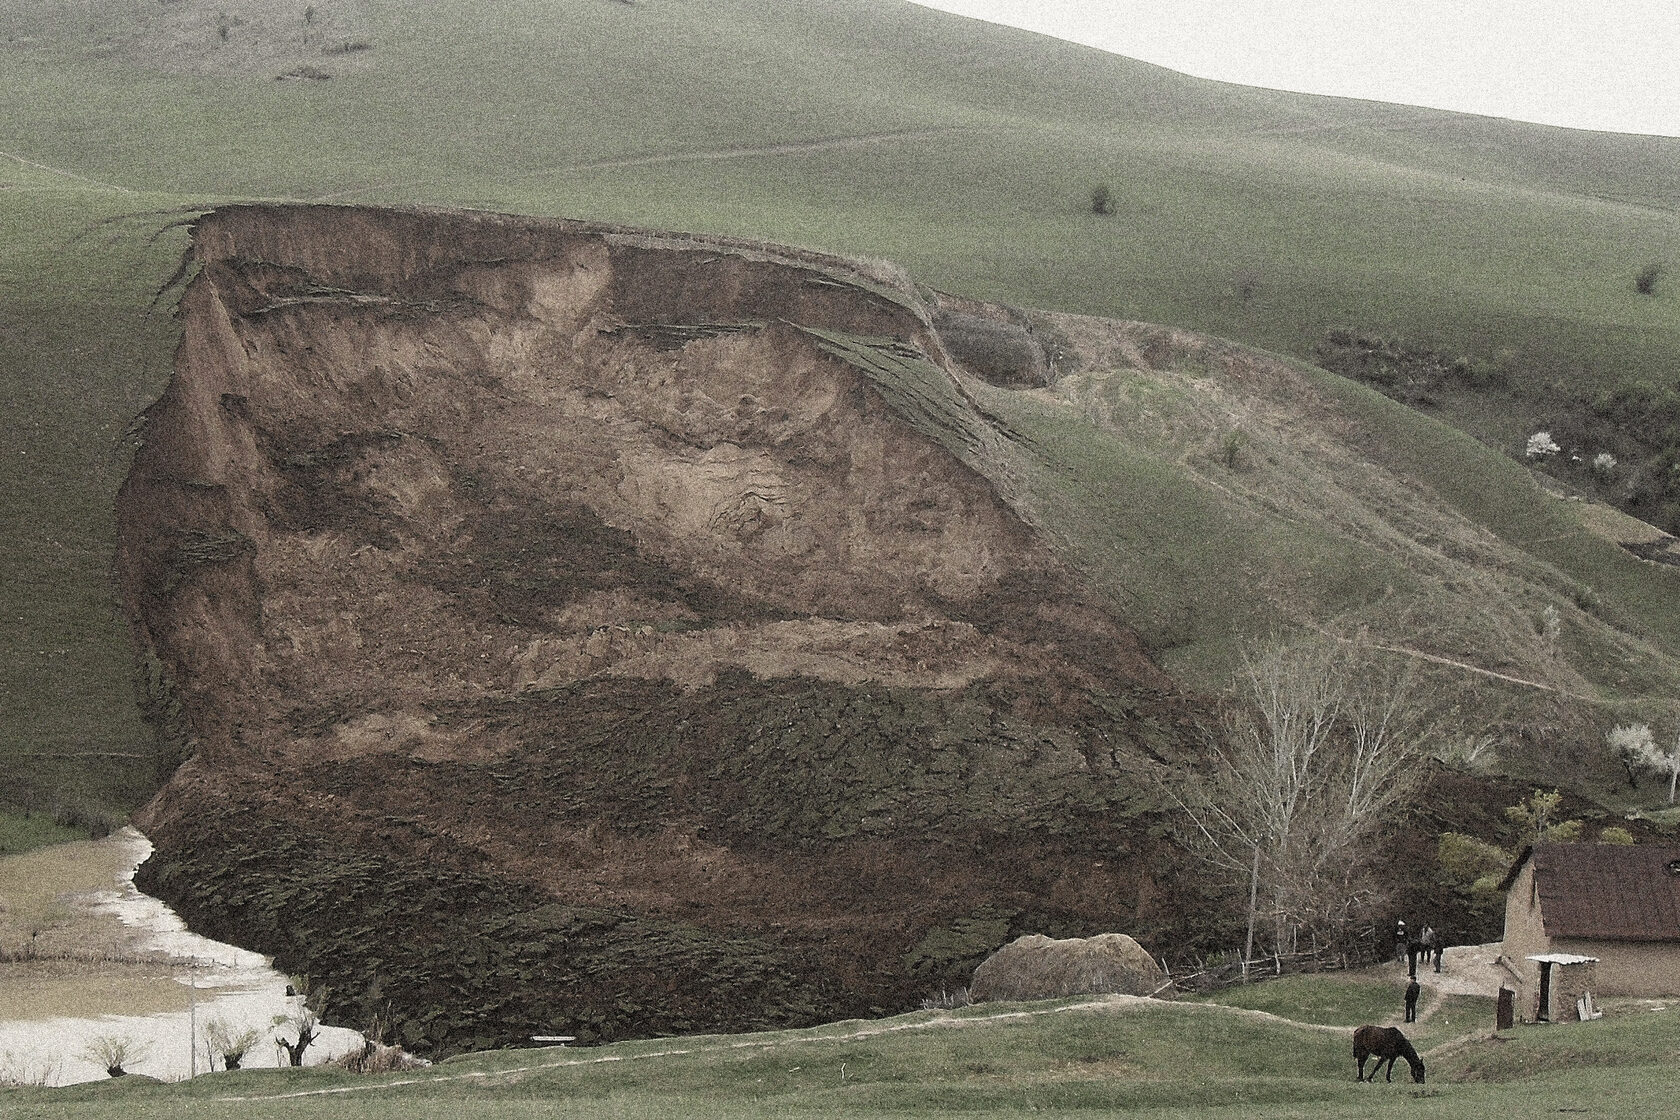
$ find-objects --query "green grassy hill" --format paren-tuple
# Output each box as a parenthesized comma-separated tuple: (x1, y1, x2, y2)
(5, 991, 1678, 1118)
(5, 0, 1680, 819)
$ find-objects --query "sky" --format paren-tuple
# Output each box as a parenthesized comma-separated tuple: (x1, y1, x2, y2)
(910, 1, 1680, 138)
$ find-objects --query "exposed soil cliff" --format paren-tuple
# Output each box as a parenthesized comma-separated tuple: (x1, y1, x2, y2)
(119, 205, 1217, 1053)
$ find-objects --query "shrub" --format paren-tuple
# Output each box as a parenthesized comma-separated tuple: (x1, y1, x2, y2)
(1437, 831, 1509, 884)
(1506, 789, 1584, 845)
(1607, 723, 1656, 789)
(1090, 184, 1114, 215)
(919, 987, 972, 1010)
(1525, 431, 1560, 459)
(205, 1019, 264, 1071)
(1219, 428, 1247, 469)
(1598, 826, 1635, 845)
(52, 804, 115, 839)
(1635, 262, 1663, 295)
(82, 1036, 147, 1078)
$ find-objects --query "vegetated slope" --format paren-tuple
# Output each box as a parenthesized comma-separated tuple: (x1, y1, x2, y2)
(8, 0, 1680, 817)
(119, 206, 1680, 1054)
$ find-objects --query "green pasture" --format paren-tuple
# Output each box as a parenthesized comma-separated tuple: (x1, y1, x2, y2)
(3, 994, 1675, 1118)
(5, 0, 1680, 818)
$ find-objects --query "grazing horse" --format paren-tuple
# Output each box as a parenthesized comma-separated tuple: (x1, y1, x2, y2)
(1352, 1025, 1425, 1083)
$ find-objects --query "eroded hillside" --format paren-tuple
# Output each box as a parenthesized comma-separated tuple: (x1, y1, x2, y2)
(118, 205, 1680, 1055)
(119, 206, 1212, 1052)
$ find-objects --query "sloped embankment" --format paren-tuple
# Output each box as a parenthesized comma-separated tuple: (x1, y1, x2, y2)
(118, 205, 1213, 1054)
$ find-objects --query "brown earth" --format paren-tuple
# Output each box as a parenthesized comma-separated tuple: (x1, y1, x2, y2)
(117, 205, 1224, 1053)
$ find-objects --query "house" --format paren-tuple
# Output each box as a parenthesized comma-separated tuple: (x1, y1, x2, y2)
(1498, 842, 1680, 1021)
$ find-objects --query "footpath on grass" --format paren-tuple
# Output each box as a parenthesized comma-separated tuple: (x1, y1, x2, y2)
(210, 995, 1357, 1104)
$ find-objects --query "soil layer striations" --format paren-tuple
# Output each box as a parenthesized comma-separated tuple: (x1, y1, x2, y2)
(118, 205, 1211, 1055)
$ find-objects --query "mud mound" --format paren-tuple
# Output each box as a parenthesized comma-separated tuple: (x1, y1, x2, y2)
(970, 933, 1165, 1002)
(117, 204, 1216, 1054)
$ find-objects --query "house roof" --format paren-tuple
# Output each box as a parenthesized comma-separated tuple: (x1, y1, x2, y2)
(1506, 843, 1680, 942)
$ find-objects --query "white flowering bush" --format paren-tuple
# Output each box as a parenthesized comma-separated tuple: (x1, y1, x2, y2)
(1592, 451, 1617, 478)
(1608, 722, 1680, 803)
(1525, 431, 1560, 459)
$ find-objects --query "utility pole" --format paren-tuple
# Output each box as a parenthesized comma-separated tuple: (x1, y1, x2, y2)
(188, 956, 198, 1079)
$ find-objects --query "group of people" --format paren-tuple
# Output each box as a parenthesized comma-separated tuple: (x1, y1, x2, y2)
(1393, 920, 1445, 975)
(1394, 919, 1446, 1023)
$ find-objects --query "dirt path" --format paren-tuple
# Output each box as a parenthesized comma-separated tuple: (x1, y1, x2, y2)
(302, 128, 974, 204)
(1369, 941, 1506, 1031)
(305, 127, 973, 202)
(538, 127, 971, 175)
(211, 995, 1352, 1103)
(0, 149, 135, 194)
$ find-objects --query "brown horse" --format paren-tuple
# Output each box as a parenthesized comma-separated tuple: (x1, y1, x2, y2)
(1352, 1025, 1425, 1083)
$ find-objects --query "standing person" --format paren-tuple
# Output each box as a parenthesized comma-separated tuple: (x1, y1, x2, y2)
(1394, 919, 1407, 964)
(1432, 932, 1446, 974)
(1404, 978, 1421, 1023)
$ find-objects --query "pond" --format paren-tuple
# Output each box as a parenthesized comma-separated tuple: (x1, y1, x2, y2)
(0, 828, 365, 1087)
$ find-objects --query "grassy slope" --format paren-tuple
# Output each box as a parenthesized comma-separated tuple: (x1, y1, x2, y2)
(4, 0, 1680, 817)
(3, 994, 1676, 1118)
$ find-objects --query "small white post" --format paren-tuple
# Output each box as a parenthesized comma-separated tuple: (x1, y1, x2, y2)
(188, 956, 198, 1079)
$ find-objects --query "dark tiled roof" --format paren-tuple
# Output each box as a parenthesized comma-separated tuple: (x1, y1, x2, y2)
(1528, 843, 1680, 942)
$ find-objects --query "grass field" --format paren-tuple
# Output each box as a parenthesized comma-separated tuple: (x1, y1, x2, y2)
(2, 992, 1675, 1118)
(5, 0, 1680, 819)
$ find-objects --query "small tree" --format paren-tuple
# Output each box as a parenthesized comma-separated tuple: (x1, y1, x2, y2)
(274, 978, 328, 1067)
(1505, 789, 1584, 846)
(83, 1035, 148, 1079)
(1608, 723, 1656, 790)
(206, 1018, 264, 1072)
(1090, 184, 1114, 215)
(1612, 722, 1680, 803)
(1635, 262, 1663, 295)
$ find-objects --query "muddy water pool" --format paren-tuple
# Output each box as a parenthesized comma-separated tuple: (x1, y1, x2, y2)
(0, 828, 364, 1086)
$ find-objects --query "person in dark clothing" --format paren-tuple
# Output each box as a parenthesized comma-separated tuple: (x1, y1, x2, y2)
(1394, 919, 1407, 963)
(1404, 978, 1421, 1023)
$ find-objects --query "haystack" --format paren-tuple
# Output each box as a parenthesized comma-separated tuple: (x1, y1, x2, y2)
(969, 933, 1164, 1002)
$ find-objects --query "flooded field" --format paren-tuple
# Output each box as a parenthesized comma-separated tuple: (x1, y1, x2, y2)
(0, 828, 364, 1086)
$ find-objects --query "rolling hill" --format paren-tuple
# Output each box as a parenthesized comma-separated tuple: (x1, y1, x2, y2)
(4, 0, 1680, 1047)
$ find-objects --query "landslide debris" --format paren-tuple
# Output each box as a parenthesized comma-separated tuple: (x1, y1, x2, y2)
(119, 205, 1214, 1054)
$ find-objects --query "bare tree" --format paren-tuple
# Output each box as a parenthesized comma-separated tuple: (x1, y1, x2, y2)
(1137, 634, 1427, 970)
(273, 978, 327, 1067)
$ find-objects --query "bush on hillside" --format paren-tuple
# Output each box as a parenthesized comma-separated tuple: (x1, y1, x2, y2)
(1314, 330, 1504, 408)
